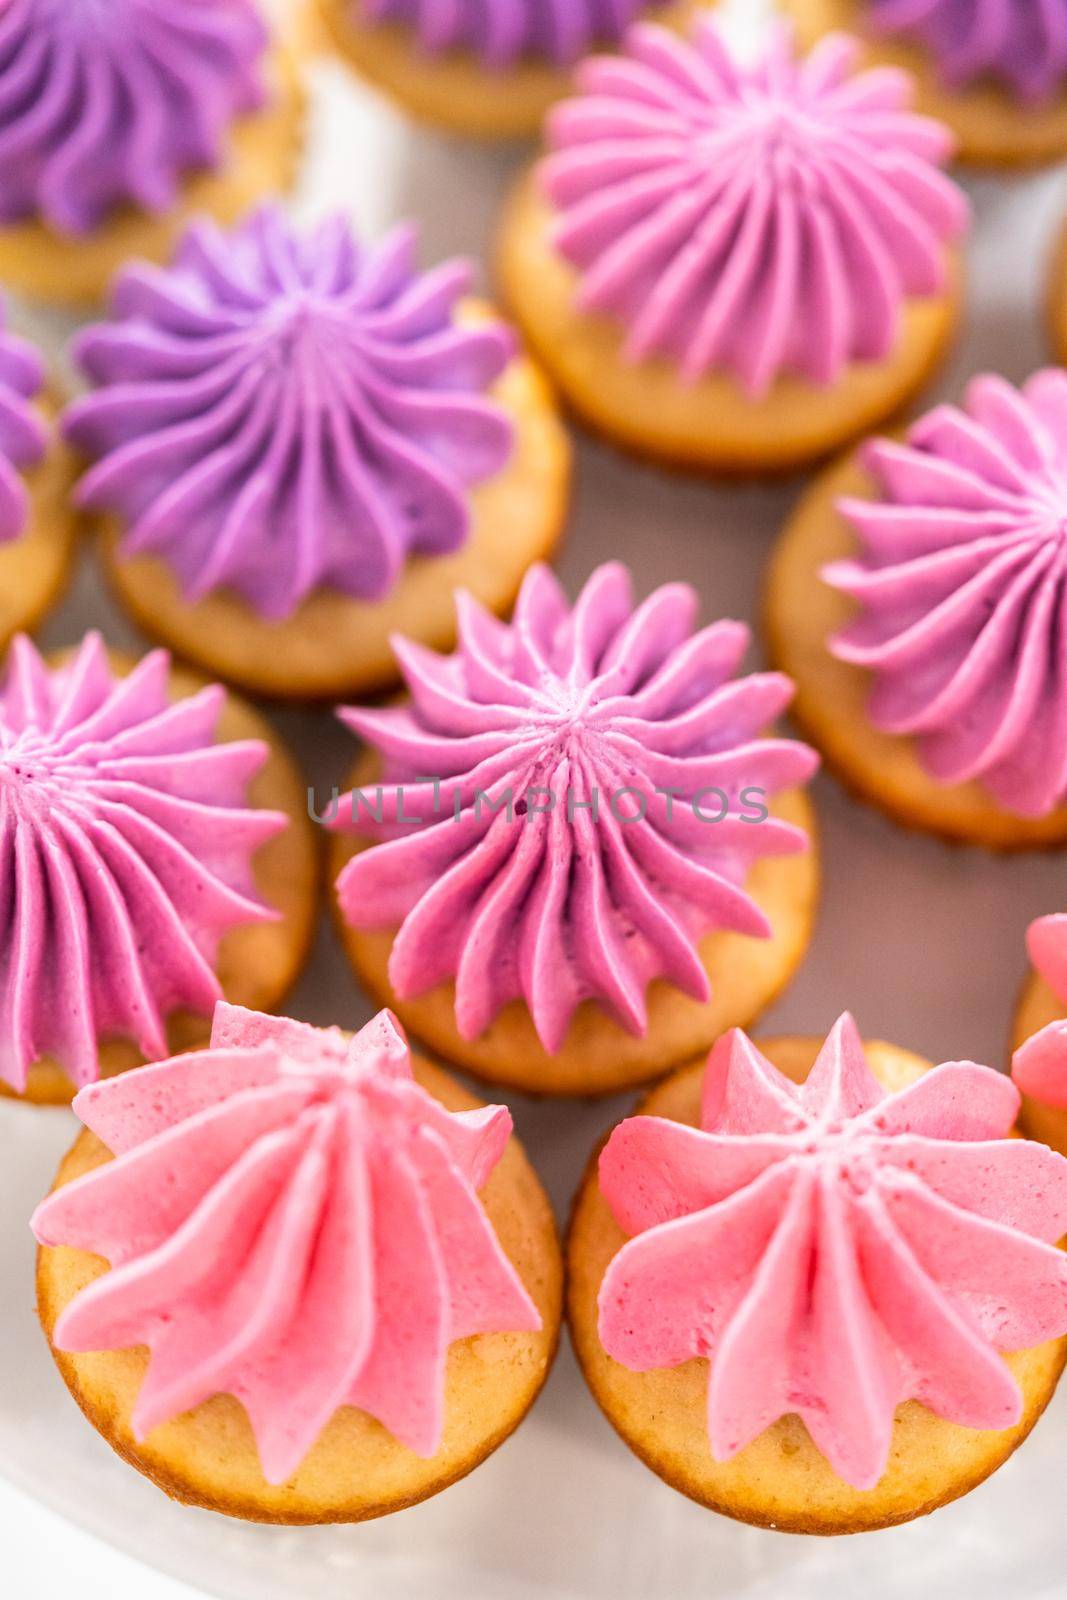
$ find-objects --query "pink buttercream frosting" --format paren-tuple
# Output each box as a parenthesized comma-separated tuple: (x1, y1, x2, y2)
(333, 562, 818, 1055)
(539, 22, 968, 398)
(869, 0, 1067, 104)
(0, 633, 283, 1092)
(1013, 912, 1067, 1110)
(32, 1003, 542, 1482)
(826, 371, 1067, 817)
(0, 302, 46, 543)
(598, 1015, 1067, 1489)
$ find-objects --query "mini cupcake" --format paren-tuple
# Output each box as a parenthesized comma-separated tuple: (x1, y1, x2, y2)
(64, 208, 571, 702)
(0, 305, 77, 646)
(329, 561, 820, 1097)
(316, 0, 697, 139)
(1012, 914, 1067, 1154)
(33, 1002, 562, 1523)
(569, 1014, 1067, 1533)
(784, 0, 1067, 167)
(0, 633, 316, 1106)
(767, 370, 1067, 849)
(496, 19, 968, 476)
(1048, 220, 1067, 368)
(0, 0, 306, 307)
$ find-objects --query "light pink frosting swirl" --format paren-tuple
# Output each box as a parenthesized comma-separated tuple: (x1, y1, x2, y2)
(599, 1015, 1067, 1489)
(0, 634, 282, 1092)
(333, 562, 818, 1055)
(827, 371, 1067, 817)
(540, 22, 968, 398)
(31, 1003, 541, 1482)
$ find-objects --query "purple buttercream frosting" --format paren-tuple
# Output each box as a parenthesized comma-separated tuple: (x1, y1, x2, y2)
(357, 0, 670, 68)
(63, 208, 516, 621)
(0, 303, 46, 543)
(333, 563, 819, 1055)
(541, 22, 968, 399)
(870, 0, 1067, 103)
(826, 371, 1067, 818)
(0, 0, 268, 236)
(0, 632, 285, 1092)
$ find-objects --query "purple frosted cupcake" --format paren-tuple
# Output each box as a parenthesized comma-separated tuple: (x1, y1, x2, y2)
(63, 207, 571, 701)
(316, 0, 697, 139)
(0, 0, 306, 305)
(0, 300, 77, 644)
(783, 0, 1067, 165)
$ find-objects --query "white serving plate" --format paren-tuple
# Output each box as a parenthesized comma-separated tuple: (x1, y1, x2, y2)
(4, 3, 1067, 1595)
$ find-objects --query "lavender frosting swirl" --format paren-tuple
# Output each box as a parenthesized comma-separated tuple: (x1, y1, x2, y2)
(0, 0, 268, 236)
(63, 208, 516, 621)
(541, 22, 968, 398)
(334, 562, 818, 1054)
(0, 632, 285, 1092)
(826, 370, 1067, 818)
(870, 0, 1067, 103)
(0, 305, 46, 543)
(357, 0, 670, 68)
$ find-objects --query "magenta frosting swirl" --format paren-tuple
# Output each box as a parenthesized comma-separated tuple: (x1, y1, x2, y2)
(825, 371, 1067, 818)
(600, 1015, 1067, 1489)
(540, 21, 968, 398)
(0, 303, 46, 543)
(0, 633, 284, 1093)
(357, 0, 670, 68)
(870, 0, 1067, 103)
(31, 1003, 541, 1481)
(0, 0, 268, 237)
(334, 562, 818, 1055)
(63, 208, 516, 621)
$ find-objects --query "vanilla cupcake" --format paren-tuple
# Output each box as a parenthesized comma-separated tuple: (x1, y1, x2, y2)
(784, 0, 1067, 167)
(768, 370, 1067, 848)
(570, 1015, 1067, 1533)
(64, 208, 571, 702)
(316, 0, 697, 139)
(329, 562, 820, 1097)
(0, 0, 305, 308)
(0, 305, 77, 644)
(497, 19, 968, 475)
(0, 634, 316, 1105)
(33, 1003, 562, 1523)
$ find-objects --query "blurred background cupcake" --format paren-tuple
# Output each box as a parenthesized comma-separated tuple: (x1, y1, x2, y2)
(315, 0, 698, 138)
(783, 0, 1067, 167)
(0, 0, 307, 306)
(63, 207, 571, 701)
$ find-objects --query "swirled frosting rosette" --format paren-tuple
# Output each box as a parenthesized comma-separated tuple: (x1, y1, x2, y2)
(825, 371, 1067, 818)
(870, 0, 1067, 103)
(0, 0, 269, 236)
(63, 208, 516, 621)
(0, 305, 46, 542)
(539, 21, 968, 397)
(32, 1003, 542, 1481)
(0, 633, 284, 1093)
(355, 0, 670, 66)
(598, 1014, 1067, 1489)
(334, 562, 818, 1055)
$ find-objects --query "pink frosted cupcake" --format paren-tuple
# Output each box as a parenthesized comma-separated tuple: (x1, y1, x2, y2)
(33, 1003, 562, 1523)
(0, 634, 316, 1105)
(0, 303, 77, 644)
(767, 369, 1067, 848)
(316, 0, 698, 139)
(0, 0, 306, 306)
(497, 18, 968, 474)
(1013, 913, 1067, 1154)
(784, 0, 1067, 166)
(329, 561, 821, 1096)
(64, 207, 571, 701)
(571, 1014, 1067, 1532)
